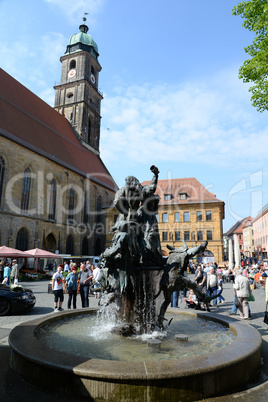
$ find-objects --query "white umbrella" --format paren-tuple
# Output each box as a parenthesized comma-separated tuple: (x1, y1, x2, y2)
(228, 238, 234, 270)
(234, 234, 241, 268)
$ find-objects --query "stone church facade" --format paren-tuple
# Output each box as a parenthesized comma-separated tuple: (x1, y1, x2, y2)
(0, 19, 117, 256)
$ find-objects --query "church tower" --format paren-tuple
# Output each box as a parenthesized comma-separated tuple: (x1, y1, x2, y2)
(54, 17, 102, 154)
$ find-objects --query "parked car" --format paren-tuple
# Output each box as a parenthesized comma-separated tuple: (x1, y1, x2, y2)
(0, 284, 36, 316)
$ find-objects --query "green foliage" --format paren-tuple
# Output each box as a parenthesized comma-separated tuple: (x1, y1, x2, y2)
(233, 0, 268, 111)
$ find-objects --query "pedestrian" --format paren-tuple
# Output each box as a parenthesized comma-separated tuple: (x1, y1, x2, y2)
(217, 274, 225, 304)
(66, 264, 79, 309)
(206, 267, 218, 309)
(3, 262, 11, 285)
(233, 269, 252, 320)
(93, 263, 101, 298)
(64, 261, 69, 272)
(194, 265, 207, 310)
(52, 264, 64, 312)
(10, 259, 19, 284)
(79, 264, 93, 308)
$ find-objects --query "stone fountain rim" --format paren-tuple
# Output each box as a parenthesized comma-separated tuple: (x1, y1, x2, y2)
(9, 307, 261, 381)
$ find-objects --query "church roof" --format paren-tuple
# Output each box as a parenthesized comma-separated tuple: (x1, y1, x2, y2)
(0, 68, 117, 192)
(142, 177, 224, 206)
(65, 22, 99, 61)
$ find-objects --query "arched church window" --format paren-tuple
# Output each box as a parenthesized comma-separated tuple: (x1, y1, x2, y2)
(96, 195, 102, 224)
(48, 179, 57, 220)
(0, 156, 5, 208)
(91, 66, 95, 75)
(83, 190, 89, 224)
(70, 60, 76, 69)
(66, 235, 74, 255)
(16, 227, 29, 251)
(21, 167, 31, 212)
(87, 118, 91, 143)
(68, 187, 75, 223)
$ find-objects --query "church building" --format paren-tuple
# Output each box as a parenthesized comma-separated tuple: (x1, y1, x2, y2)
(0, 18, 117, 256)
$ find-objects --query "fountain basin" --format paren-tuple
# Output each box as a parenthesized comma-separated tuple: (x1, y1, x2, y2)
(9, 308, 262, 401)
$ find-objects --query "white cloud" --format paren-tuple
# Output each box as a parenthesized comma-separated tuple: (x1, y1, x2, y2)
(100, 68, 268, 169)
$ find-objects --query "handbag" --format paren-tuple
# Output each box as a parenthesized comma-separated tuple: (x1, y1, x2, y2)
(264, 303, 268, 325)
(234, 297, 241, 308)
(248, 294, 255, 302)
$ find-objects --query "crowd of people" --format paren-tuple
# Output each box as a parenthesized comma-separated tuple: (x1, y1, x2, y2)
(0, 259, 19, 285)
(52, 261, 101, 312)
(172, 260, 268, 320)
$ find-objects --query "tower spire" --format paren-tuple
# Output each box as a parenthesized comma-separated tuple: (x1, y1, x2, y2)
(80, 13, 89, 33)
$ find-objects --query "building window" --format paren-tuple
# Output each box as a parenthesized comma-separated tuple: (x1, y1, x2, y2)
(88, 118, 91, 143)
(96, 196, 102, 224)
(82, 236, 89, 255)
(197, 231, 203, 241)
(207, 230, 213, 241)
(196, 211, 202, 221)
(184, 212, 189, 222)
(180, 193, 187, 200)
(0, 156, 5, 207)
(16, 227, 29, 251)
(70, 60, 76, 69)
(175, 231, 180, 241)
(21, 167, 31, 212)
(48, 179, 57, 220)
(156, 214, 159, 222)
(239, 234, 242, 240)
(91, 66, 95, 75)
(164, 194, 171, 201)
(162, 232, 168, 241)
(83, 191, 89, 224)
(206, 211, 212, 221)
(184, 231, 190, 241)
(174, 212, 180, 222)
(66, 235, 74, 255)
(162, 213, 168, 223)
(68, 187, 75, 222)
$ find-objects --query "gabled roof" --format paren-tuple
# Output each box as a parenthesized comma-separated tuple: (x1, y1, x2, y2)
(0, 68, 117, 191)
(142, 177, 224, 206)
(225, 216, 253, 236)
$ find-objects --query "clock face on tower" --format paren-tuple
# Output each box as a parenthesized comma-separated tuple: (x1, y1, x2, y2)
(90, 74, 96, 84)
(68, 69, 76, 79)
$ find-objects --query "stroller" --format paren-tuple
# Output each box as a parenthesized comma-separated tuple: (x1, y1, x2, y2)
(184, 290, 201, 310)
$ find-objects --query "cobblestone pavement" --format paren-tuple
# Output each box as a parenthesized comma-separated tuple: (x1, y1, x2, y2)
(1, 277, 268, 401)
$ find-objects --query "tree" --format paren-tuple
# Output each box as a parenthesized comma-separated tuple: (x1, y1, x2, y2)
(233, 0, 268, 112)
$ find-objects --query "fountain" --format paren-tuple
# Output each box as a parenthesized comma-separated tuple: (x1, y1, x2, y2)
(9, 166, 262, 401)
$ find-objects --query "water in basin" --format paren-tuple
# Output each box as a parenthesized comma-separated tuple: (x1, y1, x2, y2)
(36, 312, 236, 362)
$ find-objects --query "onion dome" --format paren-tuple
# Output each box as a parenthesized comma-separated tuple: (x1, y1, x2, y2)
(65, 17, 99, 61)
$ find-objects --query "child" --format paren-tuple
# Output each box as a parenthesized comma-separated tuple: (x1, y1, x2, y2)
(184, 289, 200, 309)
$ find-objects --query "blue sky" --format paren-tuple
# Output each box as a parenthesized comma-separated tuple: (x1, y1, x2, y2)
(1, 0, 268, 232)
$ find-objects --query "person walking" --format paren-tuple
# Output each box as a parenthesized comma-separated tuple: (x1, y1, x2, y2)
(52, 265, 64, 312)
(79, 264, 93, 308)
(233, 269, 252, 320)
(10, 260, 19, 284)
(206, 267, 218, 309)
(217, 274, 225, 304)
(66, 265, 79, 309)
(3, 263, 11, 285)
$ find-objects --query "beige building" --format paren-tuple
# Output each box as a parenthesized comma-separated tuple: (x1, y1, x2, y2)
(243, 222, 254, 258)
(0, 20, 117, 256)
(106, 177, 225, 264)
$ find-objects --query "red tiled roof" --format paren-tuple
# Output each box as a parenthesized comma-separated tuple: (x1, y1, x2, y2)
(225, 216, 253, 236)
(0, 68, 117, 191)
(142, 177, 224, 205)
